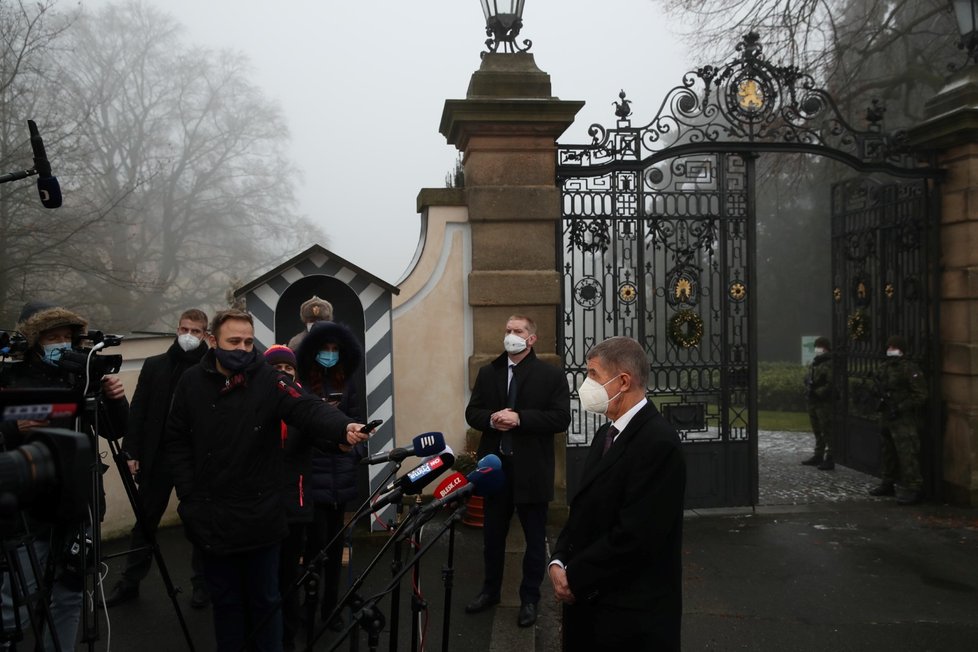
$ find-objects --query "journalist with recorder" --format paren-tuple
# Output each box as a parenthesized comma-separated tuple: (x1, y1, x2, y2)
(0, 301, 129, 650)
(164, 309, 369, 652)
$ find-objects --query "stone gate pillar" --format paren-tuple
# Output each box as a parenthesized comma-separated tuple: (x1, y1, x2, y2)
(910, 66, 978, 506)
(440, 53, 583, 510)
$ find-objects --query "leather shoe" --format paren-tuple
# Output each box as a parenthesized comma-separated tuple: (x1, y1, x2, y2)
(800, 455, 823, 466)
(517, 602, 537, 628)
(868, 482, 895, 497)
(103, 581, 138, 607)
(464, 592, 499, 614)
(190, 585, 210, 609)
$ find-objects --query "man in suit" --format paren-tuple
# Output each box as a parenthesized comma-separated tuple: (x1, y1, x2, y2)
(464, 315, 570, 628)
(105, 308, 212, 608)
(549, 336, 685, 651)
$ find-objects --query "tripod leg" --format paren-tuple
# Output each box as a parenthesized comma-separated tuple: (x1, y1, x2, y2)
(105, 438, 196, 651)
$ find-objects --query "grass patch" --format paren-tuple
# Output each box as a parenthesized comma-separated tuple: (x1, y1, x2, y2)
(758, 410, 810, 432)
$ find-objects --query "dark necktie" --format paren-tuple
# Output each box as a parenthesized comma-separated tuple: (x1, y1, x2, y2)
(500, 364, 517, 456)
(602, 425, 619, 456)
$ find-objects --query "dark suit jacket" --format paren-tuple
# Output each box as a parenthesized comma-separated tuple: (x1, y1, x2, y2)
(465, 349, 570, 503)
(552, 400, 685, 650)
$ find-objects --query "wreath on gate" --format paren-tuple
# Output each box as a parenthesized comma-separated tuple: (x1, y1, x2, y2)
(847, 309, 869, 341)
(669, 309, 703, 348)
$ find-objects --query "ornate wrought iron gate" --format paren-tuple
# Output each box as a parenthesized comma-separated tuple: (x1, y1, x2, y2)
(830, 178, 940, 488)
(557, 33, 941, 508)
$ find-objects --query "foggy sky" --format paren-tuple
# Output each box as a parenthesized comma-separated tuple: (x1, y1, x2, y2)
(81, 0, 694, 284)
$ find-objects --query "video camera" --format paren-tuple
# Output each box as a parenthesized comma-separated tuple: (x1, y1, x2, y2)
(58, 330, 123, 383)
(0, 390, 92, 529)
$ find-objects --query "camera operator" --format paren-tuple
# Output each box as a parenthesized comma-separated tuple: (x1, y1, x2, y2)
(0, 301, 128, 650)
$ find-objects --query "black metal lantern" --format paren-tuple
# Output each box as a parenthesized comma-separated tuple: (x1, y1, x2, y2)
(952, 0, 978, 63)
(480, 0, 531, 54)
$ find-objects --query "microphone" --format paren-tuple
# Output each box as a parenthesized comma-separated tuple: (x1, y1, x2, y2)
(361, 431, 445, 465)
(370, 451, 455, 512)
(415, 456, 506, 516)
(28, 120, 61, 209)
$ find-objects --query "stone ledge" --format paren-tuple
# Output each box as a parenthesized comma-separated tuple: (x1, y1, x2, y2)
(416, 187, 466, 214)
(469, 270, 562, 306)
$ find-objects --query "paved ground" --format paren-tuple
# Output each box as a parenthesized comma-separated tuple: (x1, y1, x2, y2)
(12, 430, 978, 651)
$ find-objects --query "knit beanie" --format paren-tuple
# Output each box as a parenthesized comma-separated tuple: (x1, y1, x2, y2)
(264, 344, 297, 368)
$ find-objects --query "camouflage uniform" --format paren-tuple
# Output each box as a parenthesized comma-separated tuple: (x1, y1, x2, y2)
(805, 352, 834, 459)
(876, 357, 927, 492)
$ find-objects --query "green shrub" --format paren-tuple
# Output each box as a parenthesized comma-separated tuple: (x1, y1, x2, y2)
(757, 362, 808, 412)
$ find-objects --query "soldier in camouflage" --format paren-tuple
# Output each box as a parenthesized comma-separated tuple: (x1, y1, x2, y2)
(869, 335, 928, 505)
(801, 336, 835, 470)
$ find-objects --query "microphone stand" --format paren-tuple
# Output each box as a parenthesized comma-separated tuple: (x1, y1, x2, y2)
(325, 505, 466, 652)
(409, 522, 424, 652)
(439, 513, 459, 652)
(387, 501, 405, 652)
(312, 507, 422, 650)
(239, 461, 403, 652)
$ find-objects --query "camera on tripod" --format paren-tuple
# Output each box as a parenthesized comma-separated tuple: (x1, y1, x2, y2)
(56, 330, 123, 386)
(0, 389, 92, 529)
(0, 332, 28, 359)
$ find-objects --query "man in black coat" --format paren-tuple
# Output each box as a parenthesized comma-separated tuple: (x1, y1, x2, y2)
(104, 308, 211, 608)
(164, 309, 368, 652)
(464, 315, 570, 628)
(549, 336, 686, 652)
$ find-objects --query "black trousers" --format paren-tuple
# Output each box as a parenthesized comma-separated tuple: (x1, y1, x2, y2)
(481, 474, 547, 604)
(119, 466, 205, 589)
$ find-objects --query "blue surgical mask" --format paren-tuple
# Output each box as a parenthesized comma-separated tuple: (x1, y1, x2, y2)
(41, 342, 71, 366)
(316, 351, 339, 368)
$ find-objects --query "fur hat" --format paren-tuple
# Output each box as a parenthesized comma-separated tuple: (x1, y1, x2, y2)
(295, 321, 361, 382)
(264, 344, 297, 369)
(299, 296, 333, 324)
(17, 304, 87, 347)
(886, 335, 909, 354)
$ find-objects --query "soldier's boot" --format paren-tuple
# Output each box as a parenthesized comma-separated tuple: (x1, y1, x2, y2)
(817, 455, 835, 471)
(800, 453, 823, 466)
(868, 481, 895, 497)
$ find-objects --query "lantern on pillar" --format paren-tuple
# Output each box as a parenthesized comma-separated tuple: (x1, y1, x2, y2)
(480, 0, 531, 54)
(952, 0, 978, 63)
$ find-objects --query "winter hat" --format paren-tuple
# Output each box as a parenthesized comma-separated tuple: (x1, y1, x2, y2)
(264, 344, 297, 368)
(299, 296, 333, 324)
(295, 320, 362, 382)
(17, 304, 88, 347)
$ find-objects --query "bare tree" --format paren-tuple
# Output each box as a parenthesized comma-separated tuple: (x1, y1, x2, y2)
(658, 0, 958, 125)
(0, 0, 78, 327)
(0, 0, 325, 332)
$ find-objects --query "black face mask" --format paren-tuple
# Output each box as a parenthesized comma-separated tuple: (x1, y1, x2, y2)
(214, 347, 257, 373)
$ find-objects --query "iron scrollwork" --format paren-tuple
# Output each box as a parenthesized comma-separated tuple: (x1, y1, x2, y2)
(557, 32, 937, 177)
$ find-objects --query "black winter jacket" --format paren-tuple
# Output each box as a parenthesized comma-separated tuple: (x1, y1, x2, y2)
(123, 338, 207, 479)
(164, 349, 353, 555)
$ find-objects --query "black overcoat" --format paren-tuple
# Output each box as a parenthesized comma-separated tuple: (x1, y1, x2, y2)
(551, 401, 686, 651)
(465, 349, 570, 503)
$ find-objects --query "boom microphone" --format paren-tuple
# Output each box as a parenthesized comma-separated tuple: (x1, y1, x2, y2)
(361, 431, 445, 465)
(28, 120, 61, 209)
(370, 451, 455, 512)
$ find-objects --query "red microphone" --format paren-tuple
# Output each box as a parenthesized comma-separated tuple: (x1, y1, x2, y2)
(433, 472, 468, 500)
